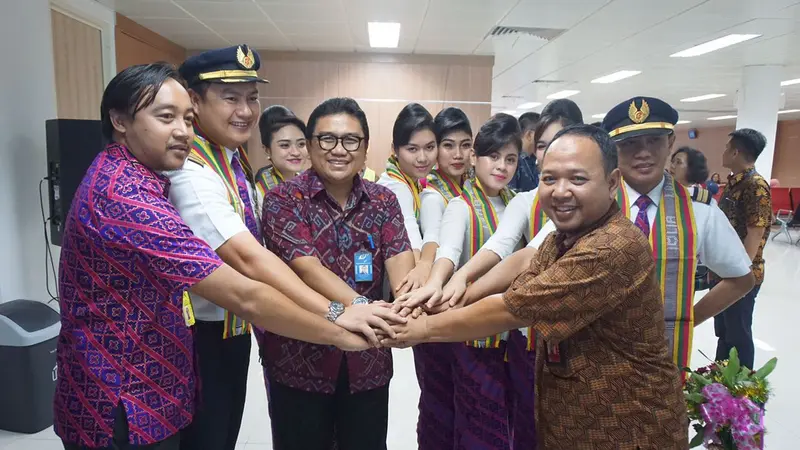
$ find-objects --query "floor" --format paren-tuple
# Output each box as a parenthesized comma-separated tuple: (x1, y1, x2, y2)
(1, 231, 798, 449)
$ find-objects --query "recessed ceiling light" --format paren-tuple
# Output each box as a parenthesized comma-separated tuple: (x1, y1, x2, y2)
(781, 78, 800, 87)
(778, 109, 800, 114)
(590, 70, 641, 84)
(676, 120, 692, 125)
(368, 22, 401, 48)
(591, 114, 606, 119)
(707, 115, 737, 121)
(670, 34, 761, 57)
(680, 94, 726, 102)
(546, 90, 580, 99)
(517, 102, 542, 110)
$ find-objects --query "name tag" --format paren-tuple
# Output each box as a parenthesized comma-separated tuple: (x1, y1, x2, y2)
(354, 250, 373, 282)
(182, 292, 196, 327)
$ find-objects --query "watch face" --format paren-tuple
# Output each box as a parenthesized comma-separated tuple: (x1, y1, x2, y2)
(331, 302, 345, 313)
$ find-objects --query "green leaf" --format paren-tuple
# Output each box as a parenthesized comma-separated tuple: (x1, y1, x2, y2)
(754, 357, 777, 379)
(689, 427, 706, 448)
(685, 392, 705, 403)
(724, 348, 740, 386)
(691, 372, 712, 386)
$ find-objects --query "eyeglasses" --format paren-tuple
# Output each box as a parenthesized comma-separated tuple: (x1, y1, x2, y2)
(313, 134, 365, 152)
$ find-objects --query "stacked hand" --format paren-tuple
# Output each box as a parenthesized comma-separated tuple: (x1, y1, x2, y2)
(335, 301, 407, 347)
(379, 313, 430, 349)
(395, 261, 432, 296)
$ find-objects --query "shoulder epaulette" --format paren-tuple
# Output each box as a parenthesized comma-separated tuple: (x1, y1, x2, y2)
(691, 186, 712, 205)
(186, 151, 206, 167)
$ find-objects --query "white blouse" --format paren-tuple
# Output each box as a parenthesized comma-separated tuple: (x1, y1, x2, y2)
(377, 172, 423, 250)
(435, 196, 508, 269)
(481, 189, 537, 260)
(420, 188, 448, 246)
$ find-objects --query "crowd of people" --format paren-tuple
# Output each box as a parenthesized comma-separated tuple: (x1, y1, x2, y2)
(54, 45, 773, 450)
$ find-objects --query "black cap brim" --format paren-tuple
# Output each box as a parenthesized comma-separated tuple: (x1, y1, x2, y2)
(213, 76, 269, 84)
(611, 127, 673, 142)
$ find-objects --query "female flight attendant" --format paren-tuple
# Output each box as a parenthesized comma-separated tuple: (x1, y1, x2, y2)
(397, 113, 521, 449)
(254, 105, 307, 204)
(411, 107, 473, 450)
(377, 103, 438, 293)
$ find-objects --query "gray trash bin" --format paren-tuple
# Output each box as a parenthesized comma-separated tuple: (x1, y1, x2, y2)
(0, 299, 61, 433)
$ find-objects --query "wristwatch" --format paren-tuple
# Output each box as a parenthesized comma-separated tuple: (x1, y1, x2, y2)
(352, 296, 370, 306)
(326, 301, 345, 322)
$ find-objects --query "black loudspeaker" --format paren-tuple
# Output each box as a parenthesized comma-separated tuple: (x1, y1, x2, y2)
(45, 119, 106, 246)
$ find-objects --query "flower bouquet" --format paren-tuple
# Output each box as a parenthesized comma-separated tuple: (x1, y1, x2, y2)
(684, 348, 777, 449)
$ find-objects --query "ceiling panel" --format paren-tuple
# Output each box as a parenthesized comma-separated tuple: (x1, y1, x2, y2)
(174, 1, 267, 21)
(202, 19, 283, 35)
(257, 2, 348, 23)
(501, 0, 611, 29)
(217, 33, 294, 50)
(168, 32, 229, 50)
(131, 17, 208, 36)
(104, 0, 190, 19)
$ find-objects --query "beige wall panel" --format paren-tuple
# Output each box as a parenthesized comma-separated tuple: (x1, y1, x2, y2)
(51, 9, 103, 120)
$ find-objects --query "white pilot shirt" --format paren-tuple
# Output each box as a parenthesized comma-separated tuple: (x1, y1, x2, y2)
(527, 177, 751, 279)
(435, 196, 508, 269)
(420, 188, 448, 246)
(481, 189, 538, 260)
(165, 142, 258, 322)
(377, 172, 423, 250)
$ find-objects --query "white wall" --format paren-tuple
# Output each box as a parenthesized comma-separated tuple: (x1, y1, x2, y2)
(0, 0, 59, 302)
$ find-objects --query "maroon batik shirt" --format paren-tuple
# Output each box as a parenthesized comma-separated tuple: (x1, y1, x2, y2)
(260, 169, 411, 394)
(54, 143, 223, 447)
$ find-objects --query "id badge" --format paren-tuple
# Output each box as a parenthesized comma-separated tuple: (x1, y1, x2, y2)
(354, 250, 373, 282)
(182, 291, 196, 327)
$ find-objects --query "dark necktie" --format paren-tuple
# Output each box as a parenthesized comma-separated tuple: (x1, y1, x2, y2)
(231, 153, 261, 242)
(634, 195, 652, 238)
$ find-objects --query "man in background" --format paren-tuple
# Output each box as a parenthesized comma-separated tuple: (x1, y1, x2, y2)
(508, 111, 540, 192)
(718, 128, 772, 369)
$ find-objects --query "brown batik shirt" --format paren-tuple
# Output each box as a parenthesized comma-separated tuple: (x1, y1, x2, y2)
(504, 204, 688, 450)
(719, 168, 772, 285)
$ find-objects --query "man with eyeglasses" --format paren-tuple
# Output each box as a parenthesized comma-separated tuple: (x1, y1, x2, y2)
(261, 97, 416, 449)
(166, 47, 402, 450)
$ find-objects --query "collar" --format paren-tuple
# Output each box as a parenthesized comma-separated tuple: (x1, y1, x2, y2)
(555, 202, 621, 256)
(623, 174, 665, 209)
(195, 131, 240, 160)
(107, 142, 170, 194)
(727, 167, 756, 188)
(307, 168, 370, 203)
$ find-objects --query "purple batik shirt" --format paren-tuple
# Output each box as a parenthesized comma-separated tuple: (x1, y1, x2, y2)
(260, 169, 411, 394)
(54, 143, 223, 447)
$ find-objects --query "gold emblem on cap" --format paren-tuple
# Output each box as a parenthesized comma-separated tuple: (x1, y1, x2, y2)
(237, 46, 255, 69)
(628, 99, 650, 124)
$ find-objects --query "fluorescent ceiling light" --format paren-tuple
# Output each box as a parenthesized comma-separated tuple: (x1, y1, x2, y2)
(591, 114, 606, 119)
(590, 70, 641, 84)
(517, 102, 541, 109)
(778, 109, 800, 114)
(707, 115, 737, 121)
(368, 22, 401, 48)
(781, 78, 800, 87)
(676, 120, 692, 125)
(546, 90, 580, 99)
(670, 34, 761, 57)
(680, 94, 726, 102)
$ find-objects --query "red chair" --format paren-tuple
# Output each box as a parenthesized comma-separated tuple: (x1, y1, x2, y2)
(790, 188, 800, 211)
(771, 188, 792, 216)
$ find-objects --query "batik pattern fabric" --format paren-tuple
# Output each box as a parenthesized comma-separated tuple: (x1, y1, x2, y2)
(506, 329, 537, 450)
(413, 342, 458, 450)
(54, 143, 222, 447)
(503, 204, 688, 449)
(720, 168, 772, 285)
(255, 165, 285, 199)
(260, 170, 411, 394)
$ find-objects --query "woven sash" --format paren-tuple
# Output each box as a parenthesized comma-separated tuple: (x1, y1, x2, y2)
(255, 166, 285, 198)
(385, 155, 422, 219)
(620, 174, 697, 376)
(187, 125, 257, 339)
(522, 190, 549, 351)
(425, 168, 463, 204)
(461, 178, 515, 348)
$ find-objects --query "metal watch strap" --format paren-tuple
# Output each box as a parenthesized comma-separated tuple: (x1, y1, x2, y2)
(352, 296, 370, 305)
(326, 301, 345, 322)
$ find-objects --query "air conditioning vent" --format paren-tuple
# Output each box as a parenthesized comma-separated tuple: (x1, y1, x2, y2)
(487, 26, 565, 41)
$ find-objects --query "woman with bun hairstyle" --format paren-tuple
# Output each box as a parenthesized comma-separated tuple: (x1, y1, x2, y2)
(378, 103, 438, 294)
(255, 105, 307, 203)
(395, 113, 521, 449)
